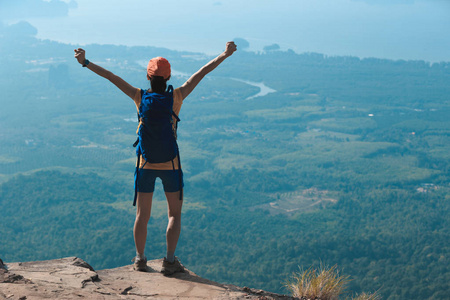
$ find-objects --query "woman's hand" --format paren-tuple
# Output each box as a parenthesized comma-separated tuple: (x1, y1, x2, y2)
(224, 41, 237, 57)
(74, 48, 86, 65)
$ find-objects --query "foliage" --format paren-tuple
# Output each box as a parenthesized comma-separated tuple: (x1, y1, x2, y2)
(1, 34, 450, 299)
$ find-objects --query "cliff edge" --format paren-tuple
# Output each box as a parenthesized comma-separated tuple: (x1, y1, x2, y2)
(0, 257, 296, 299)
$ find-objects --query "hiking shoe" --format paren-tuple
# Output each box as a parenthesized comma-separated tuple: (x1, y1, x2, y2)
(161, 257, 185, 276)
(132, 256, 147, 272)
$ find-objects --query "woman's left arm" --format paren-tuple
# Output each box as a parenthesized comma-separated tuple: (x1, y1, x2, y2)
(179, 41, 237, 100)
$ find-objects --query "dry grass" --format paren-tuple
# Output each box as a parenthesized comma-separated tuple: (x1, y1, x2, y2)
(285, 264, 380, 300)
(285, 264, 350, 300)
(349, 292, 381, 300)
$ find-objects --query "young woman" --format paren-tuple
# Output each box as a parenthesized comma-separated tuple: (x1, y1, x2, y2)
(74, 41, 236, 274)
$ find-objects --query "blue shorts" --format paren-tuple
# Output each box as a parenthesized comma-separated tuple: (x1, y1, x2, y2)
(137, 168, 183, 193)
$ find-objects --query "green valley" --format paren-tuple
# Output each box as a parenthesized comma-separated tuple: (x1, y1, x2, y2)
(0, 34, 449, 299)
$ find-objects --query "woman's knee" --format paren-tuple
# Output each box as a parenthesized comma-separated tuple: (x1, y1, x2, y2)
(168, 214, 181, 227)
(135, 210, 151, 224)
(135, 192, 153, 224)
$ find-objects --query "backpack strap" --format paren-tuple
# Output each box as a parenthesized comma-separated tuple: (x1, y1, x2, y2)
(133, 147, 141, 206)
(133, 88, 145, 146)
(137, 88, 144, 120)
(176, 144, 183, 201)
(172, 111, 180, 122)
(166, 85, 182, 200)
(133, 88, 147, 206)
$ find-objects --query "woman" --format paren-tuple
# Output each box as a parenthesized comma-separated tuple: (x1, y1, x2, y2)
(74, 41, 237, 274)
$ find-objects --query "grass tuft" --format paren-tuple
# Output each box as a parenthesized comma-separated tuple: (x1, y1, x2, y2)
(285, 264, 350, 300)
(285, 264, 380, 300)
(349, 292, 381, 300)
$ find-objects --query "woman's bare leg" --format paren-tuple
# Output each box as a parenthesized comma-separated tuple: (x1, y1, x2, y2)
(134, 192, 153, 256)
(165, 191, 183, 255)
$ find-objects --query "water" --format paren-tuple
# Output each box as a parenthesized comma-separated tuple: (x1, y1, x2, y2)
(231, 79, 276, 100)
(4, 0, 450, 62)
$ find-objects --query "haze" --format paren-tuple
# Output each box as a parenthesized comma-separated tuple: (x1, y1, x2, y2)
(1, 0, 449, 62)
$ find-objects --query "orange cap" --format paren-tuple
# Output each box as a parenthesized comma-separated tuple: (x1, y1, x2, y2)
(147, 57, 171, 80)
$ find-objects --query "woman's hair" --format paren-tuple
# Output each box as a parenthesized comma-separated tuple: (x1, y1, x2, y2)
(149, 76, 168, 94)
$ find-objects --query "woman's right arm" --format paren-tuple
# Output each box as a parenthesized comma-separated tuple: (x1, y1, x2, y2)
(74, 48, 138, 100)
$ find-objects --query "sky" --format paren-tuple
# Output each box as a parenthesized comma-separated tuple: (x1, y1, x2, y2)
(1, 0, 449, 62)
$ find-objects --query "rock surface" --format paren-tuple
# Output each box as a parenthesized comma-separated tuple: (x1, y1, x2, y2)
(0, 257, 296, 299)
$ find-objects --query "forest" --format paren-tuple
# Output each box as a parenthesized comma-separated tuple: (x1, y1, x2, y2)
(0, 29, 449, 299)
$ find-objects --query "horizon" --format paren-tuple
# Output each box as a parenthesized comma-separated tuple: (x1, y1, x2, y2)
(1, 0, 449, 62)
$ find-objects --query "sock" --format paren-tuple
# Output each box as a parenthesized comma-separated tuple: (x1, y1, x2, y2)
(136, 252, 145, 260)
(166, 251, 175, 263)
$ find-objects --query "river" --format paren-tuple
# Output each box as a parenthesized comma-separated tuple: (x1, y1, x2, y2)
(231, 78, 276, 100)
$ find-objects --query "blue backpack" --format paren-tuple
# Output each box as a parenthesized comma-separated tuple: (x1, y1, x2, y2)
(132, 85, 182, 205)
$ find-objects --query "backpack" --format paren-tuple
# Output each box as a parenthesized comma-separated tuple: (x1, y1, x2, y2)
(132, 85, 182, 205)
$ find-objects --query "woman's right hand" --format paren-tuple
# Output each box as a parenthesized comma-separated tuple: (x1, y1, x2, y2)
(224, 41, 237, 57)
(74, 48, 86, 65)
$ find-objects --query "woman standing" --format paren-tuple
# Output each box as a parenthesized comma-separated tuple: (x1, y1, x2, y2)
(74, 41, 237, 274)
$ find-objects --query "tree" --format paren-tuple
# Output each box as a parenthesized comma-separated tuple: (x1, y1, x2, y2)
(233, 38, 250, 50)
(263, 44, 280, 52)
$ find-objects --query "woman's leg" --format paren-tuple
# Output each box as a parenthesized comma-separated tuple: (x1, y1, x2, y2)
(134, 192, 153, 256)
(165, 191, 183, 255)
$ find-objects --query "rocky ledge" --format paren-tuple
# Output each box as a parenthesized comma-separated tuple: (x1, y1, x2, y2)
(0, 257, 296, 299)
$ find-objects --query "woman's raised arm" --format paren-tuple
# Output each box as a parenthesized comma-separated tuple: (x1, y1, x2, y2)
(74, 48, 138, 100)
(179, 41, 237, 100)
